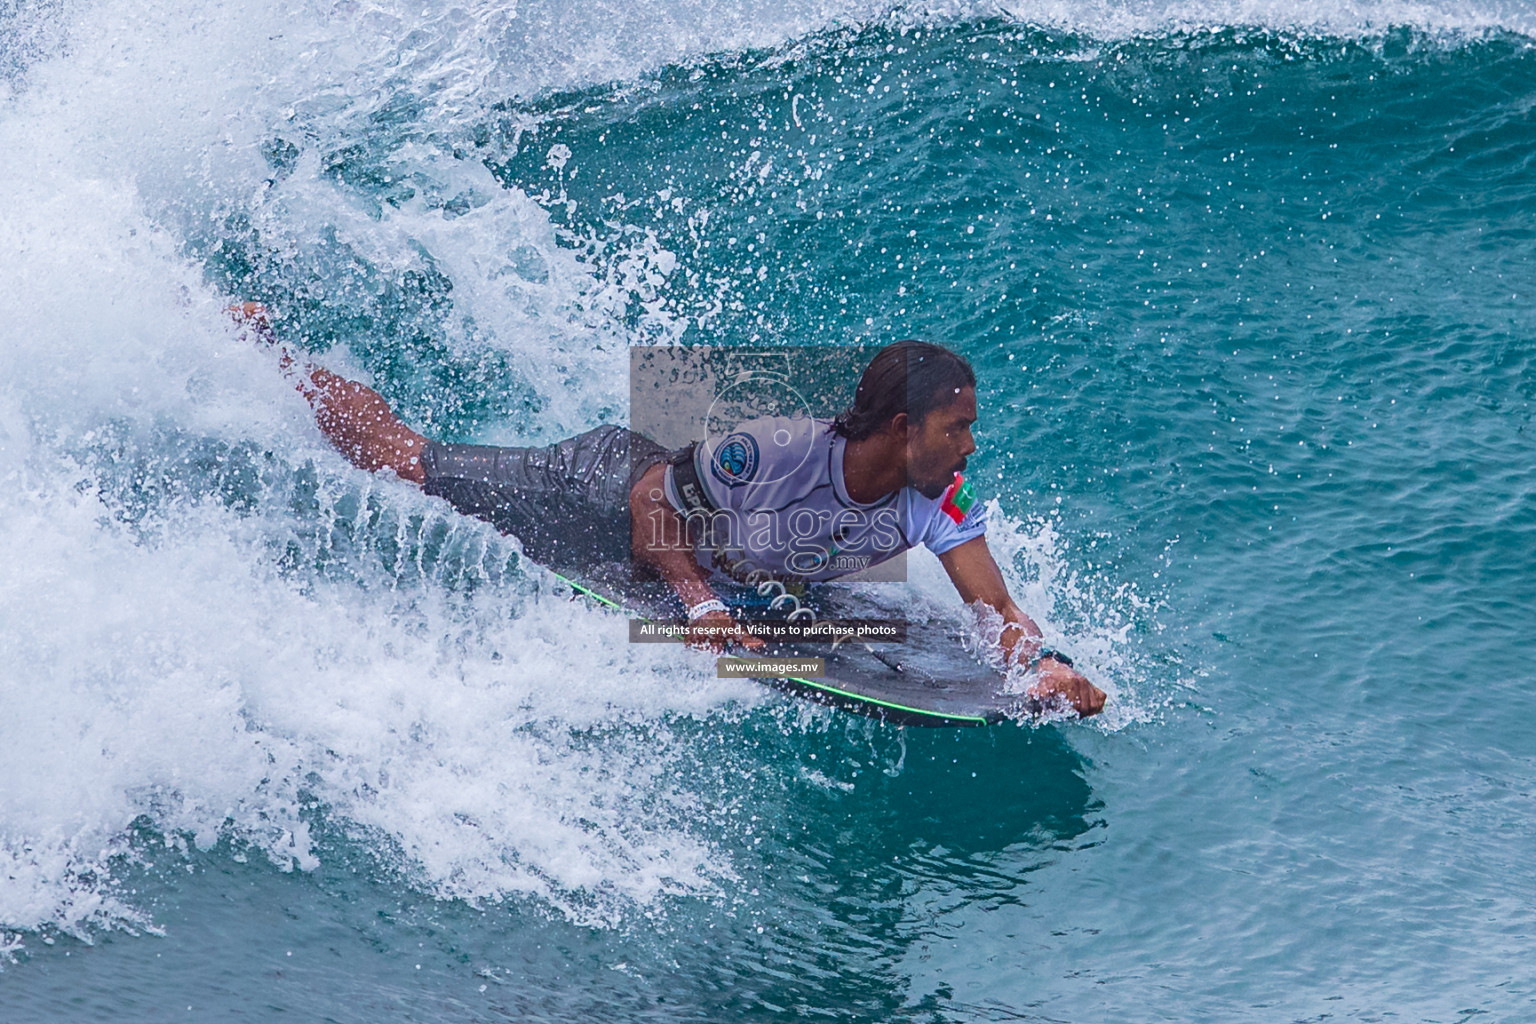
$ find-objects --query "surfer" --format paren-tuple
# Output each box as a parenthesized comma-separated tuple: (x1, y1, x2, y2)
(230, 303, 1105, 718)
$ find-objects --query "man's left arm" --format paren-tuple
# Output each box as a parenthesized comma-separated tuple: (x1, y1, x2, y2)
(938, 536, 1106, 718)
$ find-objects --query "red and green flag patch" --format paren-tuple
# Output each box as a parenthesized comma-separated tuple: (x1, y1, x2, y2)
(940, 474, 976, 524)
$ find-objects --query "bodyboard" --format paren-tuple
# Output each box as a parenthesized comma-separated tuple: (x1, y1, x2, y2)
(551, 569, 1035, 727)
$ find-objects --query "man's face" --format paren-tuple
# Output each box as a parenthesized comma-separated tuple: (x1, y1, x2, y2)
(906, 387, 978, 499)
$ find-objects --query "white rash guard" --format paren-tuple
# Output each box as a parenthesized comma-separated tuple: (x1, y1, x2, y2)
(661, 415, 987, 583)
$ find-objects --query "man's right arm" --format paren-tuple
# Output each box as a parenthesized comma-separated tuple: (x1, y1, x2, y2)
(939, 536, 1105, 718)
(629, 461, 764, 652)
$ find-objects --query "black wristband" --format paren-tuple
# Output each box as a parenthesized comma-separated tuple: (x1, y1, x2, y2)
(1029, 647, 1074, 669)
(668, 442, 718, 516)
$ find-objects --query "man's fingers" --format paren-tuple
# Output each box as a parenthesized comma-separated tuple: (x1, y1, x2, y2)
(1076, 683, 1106, 717)
(1072, 674, 1107, 717)
(686, 611, 765, 652)
(729, 622, 766, 651)
(1028, 667, 1107, 719)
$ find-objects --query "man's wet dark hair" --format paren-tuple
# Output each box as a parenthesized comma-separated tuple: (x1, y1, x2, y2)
(831, 340, 976, 442)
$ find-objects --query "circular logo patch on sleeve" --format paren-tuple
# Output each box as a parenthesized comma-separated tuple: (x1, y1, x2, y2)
(710, 432, 760, 487)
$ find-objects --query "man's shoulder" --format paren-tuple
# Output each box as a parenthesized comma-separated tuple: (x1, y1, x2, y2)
(903, 474, 989, 554)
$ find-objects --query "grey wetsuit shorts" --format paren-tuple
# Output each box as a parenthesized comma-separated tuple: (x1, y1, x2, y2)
(420, 425, 670, 572)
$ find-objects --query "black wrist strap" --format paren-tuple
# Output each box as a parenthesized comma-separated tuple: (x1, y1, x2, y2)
(1029, 647, 1074, 669)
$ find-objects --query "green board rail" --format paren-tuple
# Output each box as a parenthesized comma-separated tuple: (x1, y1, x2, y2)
(551, 571, 997, 728)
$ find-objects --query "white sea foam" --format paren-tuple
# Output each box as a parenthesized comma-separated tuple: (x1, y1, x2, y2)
(842, 507, 1156, 733)
(3, 0, 1491, 949)
(0, 0, 761, 942)
(0, 158, 755, 939)
(921, 0, 1536, 41)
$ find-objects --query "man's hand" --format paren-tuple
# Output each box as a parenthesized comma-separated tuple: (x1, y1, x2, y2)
(940, 537, 1108, 719)
(1027, 658, 1106, 718)
(687, 609, 766, 653)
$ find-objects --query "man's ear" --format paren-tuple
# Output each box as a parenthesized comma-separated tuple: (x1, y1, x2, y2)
(889, 411, 910, 438)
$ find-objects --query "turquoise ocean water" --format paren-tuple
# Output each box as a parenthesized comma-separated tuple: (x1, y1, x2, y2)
(2, 0, 1534, 1019)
